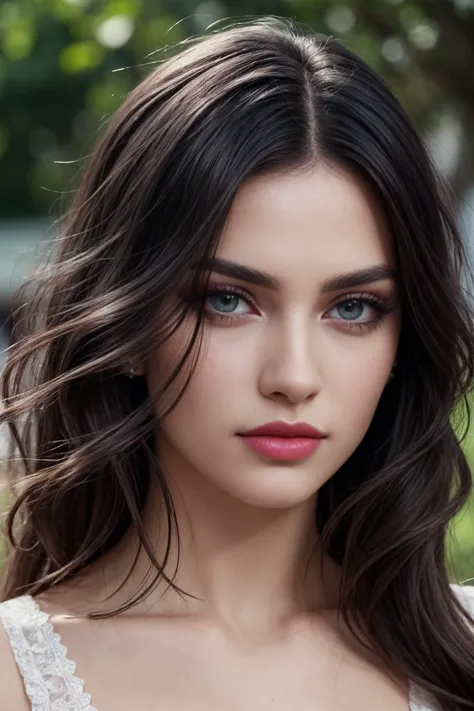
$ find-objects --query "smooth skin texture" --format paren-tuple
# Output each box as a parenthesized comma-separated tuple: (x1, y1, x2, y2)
(0, 164, 408, 710)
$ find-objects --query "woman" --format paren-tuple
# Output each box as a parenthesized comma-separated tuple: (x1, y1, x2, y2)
(0, 16, 473, 711)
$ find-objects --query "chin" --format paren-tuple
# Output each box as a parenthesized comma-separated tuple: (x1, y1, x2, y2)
(223, 471, 320, 510)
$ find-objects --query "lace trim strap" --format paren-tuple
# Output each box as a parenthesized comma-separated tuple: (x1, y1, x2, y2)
(0, 595, 96, 711)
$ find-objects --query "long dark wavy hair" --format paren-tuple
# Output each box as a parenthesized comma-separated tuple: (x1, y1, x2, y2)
(1, 16, 474, 708)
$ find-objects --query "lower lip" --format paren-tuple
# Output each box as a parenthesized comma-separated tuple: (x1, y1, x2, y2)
(238, 435, 323, 461)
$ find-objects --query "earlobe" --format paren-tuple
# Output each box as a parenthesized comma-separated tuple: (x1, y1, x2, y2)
(125, 360, 144, 378)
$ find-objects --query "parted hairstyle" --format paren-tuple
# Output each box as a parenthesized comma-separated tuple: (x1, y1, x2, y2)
(1, 16, 474, 709)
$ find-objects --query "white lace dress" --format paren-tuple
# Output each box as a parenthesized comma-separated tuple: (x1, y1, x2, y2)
(1, 584, 473, 711)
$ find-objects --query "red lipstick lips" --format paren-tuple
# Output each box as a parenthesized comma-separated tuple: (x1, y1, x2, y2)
(241, 421, 325, 438)
(237, 420, 326, 461)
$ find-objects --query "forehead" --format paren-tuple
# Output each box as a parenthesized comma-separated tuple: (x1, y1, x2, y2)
(217, 164, 394, 282)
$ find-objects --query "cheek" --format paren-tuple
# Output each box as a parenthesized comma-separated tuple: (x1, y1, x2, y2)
(348, 356, 390, 395)
(328, 348, 394, 445)
(146, 323, 249, 422)
(184, 334, 254, 416)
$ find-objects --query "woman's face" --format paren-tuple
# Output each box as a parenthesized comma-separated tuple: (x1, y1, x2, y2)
(146, 163, 401, 509)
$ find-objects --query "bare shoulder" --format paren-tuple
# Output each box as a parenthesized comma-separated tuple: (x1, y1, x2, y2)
(0, 612, 30, 711)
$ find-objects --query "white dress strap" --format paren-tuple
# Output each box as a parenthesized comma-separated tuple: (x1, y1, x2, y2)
(451, 583, 474, 623)
(0, 595, 96, 711)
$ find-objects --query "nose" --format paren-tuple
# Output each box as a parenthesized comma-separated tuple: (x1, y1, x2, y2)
(257, 313, 322, 404)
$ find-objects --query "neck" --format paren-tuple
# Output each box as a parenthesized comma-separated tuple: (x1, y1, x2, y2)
(68, 462, 341, 636)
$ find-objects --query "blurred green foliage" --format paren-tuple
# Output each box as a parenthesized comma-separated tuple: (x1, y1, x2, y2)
(447, 420, 474, 584)
(1, 0, 474, 216)
(0, 0, 473, 580)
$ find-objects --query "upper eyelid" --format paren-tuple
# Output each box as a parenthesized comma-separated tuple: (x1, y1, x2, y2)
(205, 284, 256, 303)
(330, 291, 388, 304)
(205, 284, 389, 305)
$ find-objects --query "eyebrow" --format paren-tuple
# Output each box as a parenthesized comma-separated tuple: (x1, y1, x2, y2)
(198, 258, 398, 292)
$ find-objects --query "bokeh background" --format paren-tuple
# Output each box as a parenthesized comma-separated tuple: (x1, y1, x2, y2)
(0, 0, 473, 579)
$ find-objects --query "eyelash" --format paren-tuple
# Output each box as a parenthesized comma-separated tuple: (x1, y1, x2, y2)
(193, 285, 395, 332)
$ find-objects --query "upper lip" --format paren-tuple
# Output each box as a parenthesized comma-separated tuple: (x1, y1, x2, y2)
(238, 421, 326, 438)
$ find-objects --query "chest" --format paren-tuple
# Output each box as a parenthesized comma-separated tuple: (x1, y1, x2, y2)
(50, 617, 412, 711)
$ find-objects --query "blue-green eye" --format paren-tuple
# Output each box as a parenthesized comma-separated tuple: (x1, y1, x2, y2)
(208, 293, 242, 313)
(333, 299, 366, 321)
(204, 288, 253, 317)
(326, 294, 394, 332)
